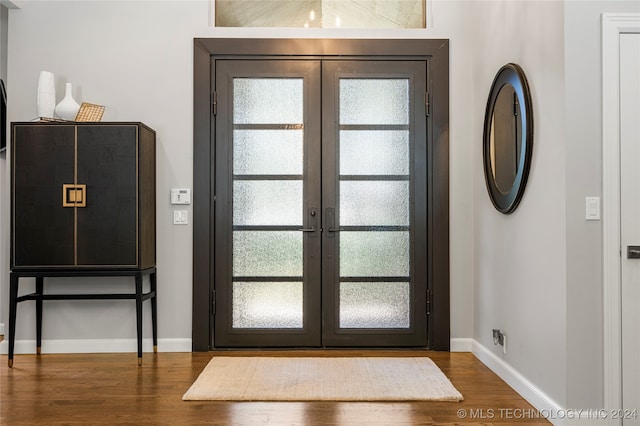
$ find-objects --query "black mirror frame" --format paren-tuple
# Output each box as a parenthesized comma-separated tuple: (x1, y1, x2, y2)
(483, 63, 533, 214)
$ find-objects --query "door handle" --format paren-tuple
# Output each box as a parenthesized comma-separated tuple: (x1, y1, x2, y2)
(62, 184, 87, 207)
(628, 246, 640, 259)
(299, 207, 319, 235)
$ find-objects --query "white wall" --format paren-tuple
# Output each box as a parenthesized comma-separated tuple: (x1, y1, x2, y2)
(1, 4, 7, 79)
(468, 0, 640, 412)
(470, 0, 567, 407)
(565, 0, 640, 410)
(1, 1, 206, 351)
(0, 0, 476, 351)
(0, 2, 9, 339)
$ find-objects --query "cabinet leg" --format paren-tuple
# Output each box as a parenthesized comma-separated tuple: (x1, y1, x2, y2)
(135, 273, 143, 366)
(150, 271, 158, 353)
(8, 273, 18, 368)
(35, 277, 44, 355)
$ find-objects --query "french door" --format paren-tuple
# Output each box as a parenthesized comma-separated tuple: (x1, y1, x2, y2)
(214, 59, 428, 347)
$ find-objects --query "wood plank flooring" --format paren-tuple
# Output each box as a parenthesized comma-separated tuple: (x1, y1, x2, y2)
(0, 350, 550, 425)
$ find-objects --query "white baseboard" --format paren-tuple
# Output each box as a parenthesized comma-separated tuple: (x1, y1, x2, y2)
(472, 339, 566, 426)
(450, 337, 473, 352)
(0, 338, 192, 354)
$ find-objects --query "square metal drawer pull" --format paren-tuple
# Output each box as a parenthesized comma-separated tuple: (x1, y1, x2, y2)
(62, 184, 87, 207)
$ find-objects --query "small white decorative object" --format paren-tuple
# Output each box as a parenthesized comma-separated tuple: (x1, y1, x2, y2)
(37, 71, 56, 118)
(55, 82, 80, 121)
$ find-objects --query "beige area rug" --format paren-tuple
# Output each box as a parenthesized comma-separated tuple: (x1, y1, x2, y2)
(182, 357, 464, 402)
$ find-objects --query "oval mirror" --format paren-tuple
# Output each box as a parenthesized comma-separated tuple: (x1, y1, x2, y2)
(483, 63, 533, 214)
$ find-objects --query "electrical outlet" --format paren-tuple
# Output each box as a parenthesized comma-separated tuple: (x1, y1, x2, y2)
(492, 329, 505, 348)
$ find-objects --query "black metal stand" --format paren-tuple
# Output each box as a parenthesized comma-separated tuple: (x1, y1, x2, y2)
(7, 267, 157, 367)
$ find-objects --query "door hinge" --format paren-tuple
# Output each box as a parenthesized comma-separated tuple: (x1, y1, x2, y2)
(211, 290, 216, 314)
(212, 91, 217, 116)
(426, 289, 432, 316)
(425, 91, 430, 117)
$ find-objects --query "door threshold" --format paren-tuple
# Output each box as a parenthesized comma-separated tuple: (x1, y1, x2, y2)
(208, 348, 434, 357)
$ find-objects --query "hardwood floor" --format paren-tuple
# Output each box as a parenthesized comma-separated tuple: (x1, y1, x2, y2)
(1, 350, 550, 425)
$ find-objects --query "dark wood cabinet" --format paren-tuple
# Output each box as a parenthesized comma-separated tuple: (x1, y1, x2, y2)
(8, 122, 157, 367)
(11, 122, 156, 269)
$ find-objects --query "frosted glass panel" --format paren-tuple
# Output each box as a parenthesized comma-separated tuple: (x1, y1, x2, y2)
(234, 129, 303, 175)
(340, 79, 409, 125)
(216, 1, 425, 29)
(234, 78, 303, 124)
(234, 231, 302, 276)
(340, 130, 409, 175)
(233, 281, 303, 328)
(340, 231, 409, 277)
(323, 1, 425, 29)
(340, 181, 409, 226)
(234, 181, 303, 226)
(340, 282, 410, 328)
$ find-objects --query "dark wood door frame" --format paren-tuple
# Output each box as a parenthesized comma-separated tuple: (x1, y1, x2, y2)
(193, 38, 450, 351)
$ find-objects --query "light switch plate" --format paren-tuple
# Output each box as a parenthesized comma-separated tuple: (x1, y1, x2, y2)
(586, 196, 600, 221)
(171, 188, 191, 205)
(173, 210, 188, 225)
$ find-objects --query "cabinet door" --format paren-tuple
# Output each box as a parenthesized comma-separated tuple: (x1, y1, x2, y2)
(12, 125, 75, 267)
(76, 125, 138, 266)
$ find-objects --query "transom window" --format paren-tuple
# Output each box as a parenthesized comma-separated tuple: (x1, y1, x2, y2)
(214, 0, 426, 28)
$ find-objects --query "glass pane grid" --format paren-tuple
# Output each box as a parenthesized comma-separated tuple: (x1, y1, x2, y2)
(230, 76, 306, 331)
(225, 71, 421, 336)
(336, 76, 414, 331)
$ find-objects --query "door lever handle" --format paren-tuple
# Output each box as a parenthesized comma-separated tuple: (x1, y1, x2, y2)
(300, 208, 319, 235)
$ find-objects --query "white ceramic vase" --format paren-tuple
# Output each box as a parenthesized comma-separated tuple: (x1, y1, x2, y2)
(37, 71, 56, 118)
(55, 83, 80, 121)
